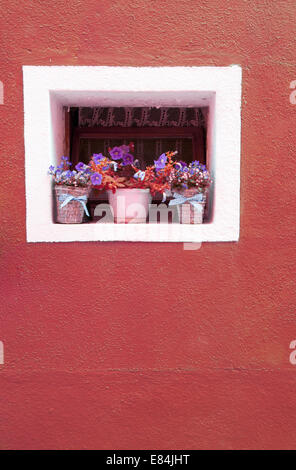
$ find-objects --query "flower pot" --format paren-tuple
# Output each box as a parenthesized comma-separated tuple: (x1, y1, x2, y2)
(107, 188, 151, 224)
(172, 188, 205, 224)
(55, 185, 91, 224)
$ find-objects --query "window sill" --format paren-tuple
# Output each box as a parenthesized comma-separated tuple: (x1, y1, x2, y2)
(27, 221, 238, 243)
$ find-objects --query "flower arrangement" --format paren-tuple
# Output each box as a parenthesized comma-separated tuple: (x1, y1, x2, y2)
(88, 143, 179, 196)
(168, 161, 212, 224)
(48, 156, 91, 187)
(48, 156, 92, 224)
(48, 146, 212, 225)
(169, 160, 212, 193)
(48, 149, 212, 195)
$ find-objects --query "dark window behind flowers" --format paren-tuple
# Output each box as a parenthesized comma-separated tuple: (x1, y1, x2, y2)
(77, 107, 207, 166)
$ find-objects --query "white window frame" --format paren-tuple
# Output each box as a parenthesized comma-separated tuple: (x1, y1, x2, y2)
(23, 65, 242, 243)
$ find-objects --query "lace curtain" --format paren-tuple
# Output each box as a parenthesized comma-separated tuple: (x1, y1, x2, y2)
(78, 107, 206, 128)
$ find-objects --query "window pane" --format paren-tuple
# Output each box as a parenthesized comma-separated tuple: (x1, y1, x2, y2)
(79, 137, 194, 167)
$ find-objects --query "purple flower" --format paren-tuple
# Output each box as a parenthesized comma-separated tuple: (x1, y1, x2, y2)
(154, 153, 167, 170)
(122, 153, 134, 166)
(93, 153, 104, 164)
(109, 147, 123, 160)
(64, 170, 73, 178)
(61, 156, 69, 161)
(75, 162, 85, 171)
(120, 145, 130, 155)
(48, 165, 55, 172)
(91, 172, 103, 186)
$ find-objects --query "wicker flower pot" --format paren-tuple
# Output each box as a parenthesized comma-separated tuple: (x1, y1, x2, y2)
(107, 188, 151, 223)
(55, 185, 91, 224)
(172, 188, 205, 224)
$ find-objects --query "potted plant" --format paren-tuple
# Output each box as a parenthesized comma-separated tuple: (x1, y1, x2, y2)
(168, 161, 212, 224)
(88, 144, 178, 224)
(48, 156, 92, 224)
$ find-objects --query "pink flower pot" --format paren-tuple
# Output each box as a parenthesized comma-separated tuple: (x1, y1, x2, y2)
(107, 188, 151, 224)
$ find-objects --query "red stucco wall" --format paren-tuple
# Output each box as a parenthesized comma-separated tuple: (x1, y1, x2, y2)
(0, 0, 296, 450)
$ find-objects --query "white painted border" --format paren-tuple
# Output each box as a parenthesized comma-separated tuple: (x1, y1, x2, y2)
(23, 66, 242, 243)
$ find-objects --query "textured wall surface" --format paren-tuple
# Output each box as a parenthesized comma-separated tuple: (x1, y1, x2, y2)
(0, 0, 296, 450)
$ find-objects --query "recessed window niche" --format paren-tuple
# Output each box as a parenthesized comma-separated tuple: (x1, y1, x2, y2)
(23, 66, 242, 242)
